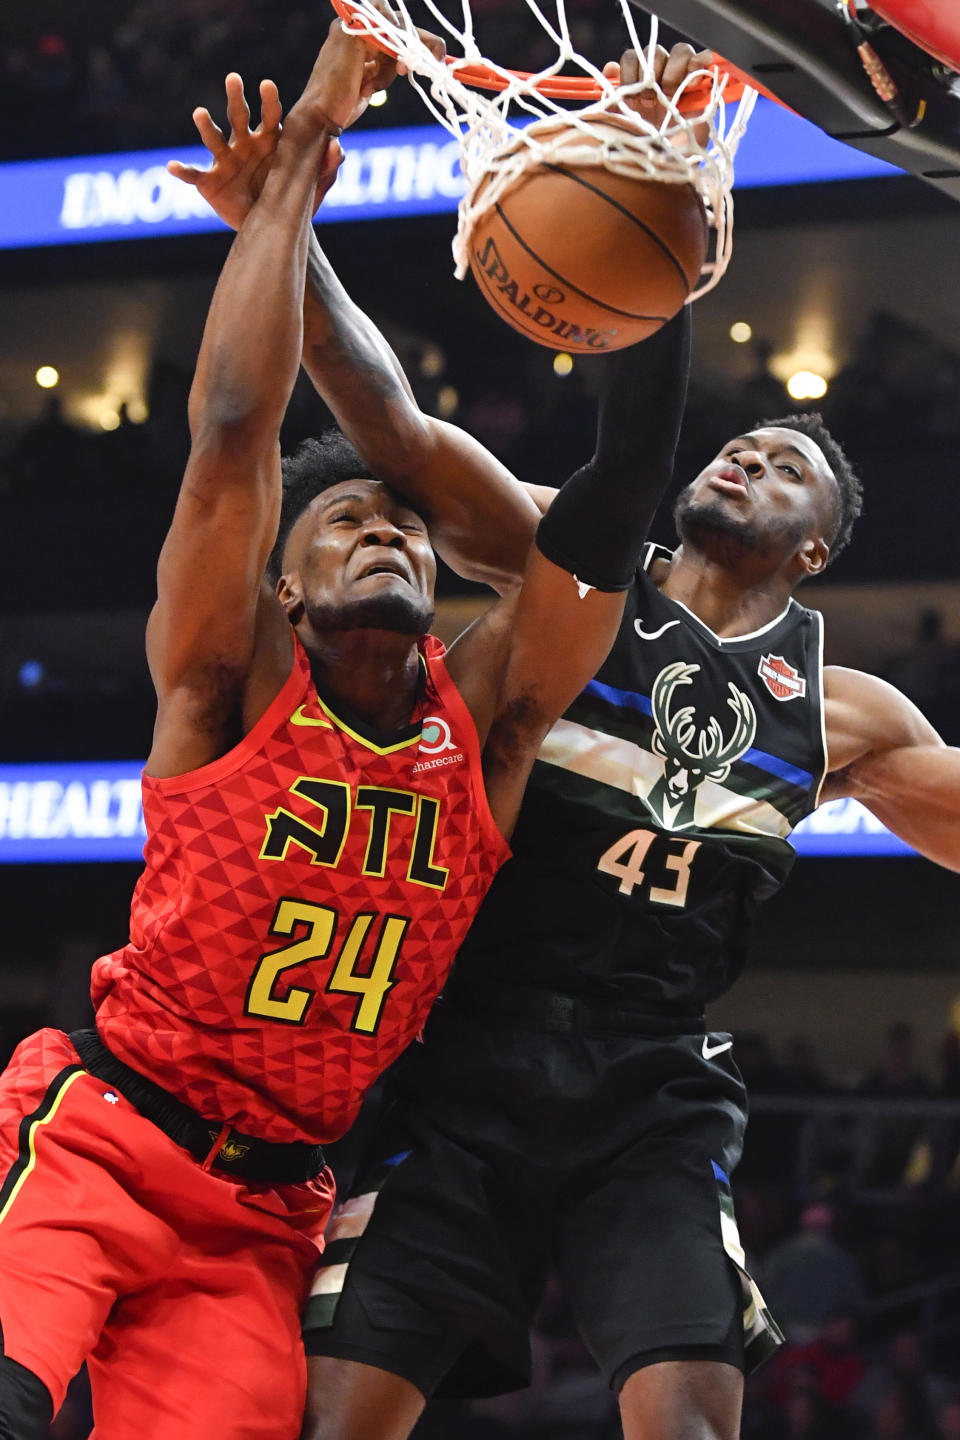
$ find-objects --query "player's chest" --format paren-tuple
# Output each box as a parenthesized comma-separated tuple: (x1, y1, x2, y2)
(177, 720, 473, 897)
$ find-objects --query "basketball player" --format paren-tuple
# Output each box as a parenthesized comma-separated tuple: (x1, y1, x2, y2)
(292, 428, 959, 1440)
(299, 429, 959, 1437)
(179, 40, 960, 1440)
(0, 25, 693, 1440)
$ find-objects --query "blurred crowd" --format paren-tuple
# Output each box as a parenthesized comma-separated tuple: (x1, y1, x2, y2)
(6, 311, 960, 731)
(0, 0, 632, 161)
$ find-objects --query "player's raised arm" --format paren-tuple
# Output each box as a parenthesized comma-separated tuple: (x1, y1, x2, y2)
(446, 306, 691, 836)
(148, 25, 384, 777)
(170, 67, 541, 595)
(822, 667, 960, 871)
(300, 229, 542, 591)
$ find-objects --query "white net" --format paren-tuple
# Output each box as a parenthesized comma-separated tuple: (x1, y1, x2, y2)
(337, 0, 758, 299)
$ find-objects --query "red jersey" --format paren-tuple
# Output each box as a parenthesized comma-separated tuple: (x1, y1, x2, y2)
(91, 634, 509, 1143)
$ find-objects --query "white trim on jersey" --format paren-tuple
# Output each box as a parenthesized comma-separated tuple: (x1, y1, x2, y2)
(666, 594, 797, 646)
(640, 543, 798, 646)
(813, 608, 830, 810)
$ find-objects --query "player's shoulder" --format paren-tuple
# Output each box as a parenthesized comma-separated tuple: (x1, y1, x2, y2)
(823, 665, 939, 762)
(824, 664, 904, 708)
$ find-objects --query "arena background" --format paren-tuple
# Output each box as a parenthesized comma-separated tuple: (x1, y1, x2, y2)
(3, 1, 960, 1435)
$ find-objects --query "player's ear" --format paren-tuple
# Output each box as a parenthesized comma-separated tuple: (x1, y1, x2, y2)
(276, 572, 305, 624)
(797, 535, 829, 578)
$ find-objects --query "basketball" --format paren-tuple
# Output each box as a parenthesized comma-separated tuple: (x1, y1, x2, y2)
(468, 117, 709, 353)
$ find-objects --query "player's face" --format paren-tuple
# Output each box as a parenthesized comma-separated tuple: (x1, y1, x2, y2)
(674, 427, 838, 574)
(281, 479, 437, 636)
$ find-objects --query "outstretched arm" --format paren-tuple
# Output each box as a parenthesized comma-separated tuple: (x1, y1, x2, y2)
(170, 70, 540, 593)
(822, 666, 960, 870)
(168, 40, 708, 597)
(296, 37, 710, 586)
(300, 230, 541, 590)
(446, 307, 692, 836)
(148, 25, 389, 778)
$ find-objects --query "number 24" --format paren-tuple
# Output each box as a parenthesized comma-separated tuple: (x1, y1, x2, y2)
(245, 898, 409, 1034)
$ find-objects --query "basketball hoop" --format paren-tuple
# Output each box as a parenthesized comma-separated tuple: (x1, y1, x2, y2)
(332, 0, 759, 301)
(332, 0, 759, 107)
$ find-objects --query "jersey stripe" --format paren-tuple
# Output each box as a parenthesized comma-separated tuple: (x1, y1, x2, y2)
(584, 679, 652, 716)
(582, 680, 813, 788)
(539, 719, 793, 840)
(0, 1066, 85, 1225)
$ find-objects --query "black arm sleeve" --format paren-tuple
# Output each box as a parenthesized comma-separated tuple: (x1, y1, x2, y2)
(534, 304, 691, 592)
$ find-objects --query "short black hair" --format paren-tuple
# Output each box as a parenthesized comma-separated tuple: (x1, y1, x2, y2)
(267, 429, 375, 582)
(758, 412, 863, 564)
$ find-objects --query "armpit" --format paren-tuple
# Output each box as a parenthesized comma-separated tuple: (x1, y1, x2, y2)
(482, 691, 546, 778)
(817, 764, 857, 804)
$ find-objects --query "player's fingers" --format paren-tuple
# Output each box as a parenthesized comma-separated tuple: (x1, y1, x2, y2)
(622, 45, 662, 112)
(258, 78, 283, 134)
(316, 135, 345, 196)
(661, 42, 699, 95)
(369, 51, 399, 92)
(167, 160, 204, 185)
(193, 107, 227, 157)
(224, 71, 251, 137)
(398, 24, 445, 74)
(648, 42, 669, 87)
(602, 60, 621, 85)
(416, 26, 446, 63)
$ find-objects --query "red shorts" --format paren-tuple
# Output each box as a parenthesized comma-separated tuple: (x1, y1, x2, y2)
(0, 1029, 334, 1438)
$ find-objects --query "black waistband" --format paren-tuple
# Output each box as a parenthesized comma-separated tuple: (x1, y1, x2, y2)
(441, 979, 705, 1038)
(70, 1029, 326, 1185)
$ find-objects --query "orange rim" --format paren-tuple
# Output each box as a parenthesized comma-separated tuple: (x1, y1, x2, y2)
(330, 0, 781, 110)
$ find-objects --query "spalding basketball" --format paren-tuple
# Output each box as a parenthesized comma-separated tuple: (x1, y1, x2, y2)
(468, 116, 709, 353)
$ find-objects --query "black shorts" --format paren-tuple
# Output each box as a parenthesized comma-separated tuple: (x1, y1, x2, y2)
(304, 993, 782, 1399)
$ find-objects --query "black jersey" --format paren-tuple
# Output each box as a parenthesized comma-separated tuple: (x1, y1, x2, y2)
(456, 544, 827, 1010)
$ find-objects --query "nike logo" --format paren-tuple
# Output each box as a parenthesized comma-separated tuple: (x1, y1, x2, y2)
(290, 704, 332, 728)
(634, 619, 680, 641)
(702, 1036, 733, 1060)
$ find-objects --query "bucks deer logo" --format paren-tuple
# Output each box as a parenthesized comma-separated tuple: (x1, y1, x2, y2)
(644, 661, 757, 831)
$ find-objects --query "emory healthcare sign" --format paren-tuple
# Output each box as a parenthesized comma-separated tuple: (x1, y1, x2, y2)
(0, 762, 914, 863)
(0, 125, 465, 249)
(0, 100, 900, 251)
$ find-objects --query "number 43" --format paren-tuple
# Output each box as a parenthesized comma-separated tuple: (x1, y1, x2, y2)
(597, 830, 700, 906)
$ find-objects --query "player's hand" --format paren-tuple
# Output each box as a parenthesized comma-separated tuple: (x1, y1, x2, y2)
(352, 0, 447, 78)
(291, 16, 446, 138)
(290, 19, 402, 137)
(167, 74, 283, 231)
(603, 42, 714, 125)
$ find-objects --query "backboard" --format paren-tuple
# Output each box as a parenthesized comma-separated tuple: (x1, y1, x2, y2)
(629, 0, 960, 204)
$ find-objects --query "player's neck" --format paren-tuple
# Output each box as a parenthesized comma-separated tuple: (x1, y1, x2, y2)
(304, 631, 423, 731)
(660, 545, 795, 639)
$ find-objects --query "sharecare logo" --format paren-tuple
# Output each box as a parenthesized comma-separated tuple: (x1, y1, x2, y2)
(419, 716, 458, 754)
(410, 753, 464, 775)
